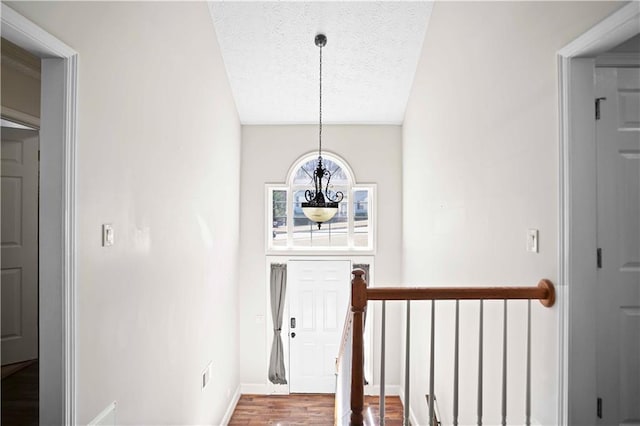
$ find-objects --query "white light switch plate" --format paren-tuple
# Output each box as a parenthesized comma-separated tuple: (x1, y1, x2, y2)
(527, 229, 539, 253)
(102, 224, 114, 247)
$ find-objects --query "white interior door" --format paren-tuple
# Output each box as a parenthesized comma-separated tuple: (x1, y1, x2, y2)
(1, 126, 39, 365)
(289, 260, 351, 393)
(595, 67, 640, 426)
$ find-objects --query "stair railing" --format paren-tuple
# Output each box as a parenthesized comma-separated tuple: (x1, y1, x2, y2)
(343, 269, 555, 426)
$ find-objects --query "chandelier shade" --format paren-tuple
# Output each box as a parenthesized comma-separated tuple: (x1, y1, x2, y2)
(301, 33, 343, 229)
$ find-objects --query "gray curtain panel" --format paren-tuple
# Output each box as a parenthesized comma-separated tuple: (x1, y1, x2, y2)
(268, 263, 287, 384)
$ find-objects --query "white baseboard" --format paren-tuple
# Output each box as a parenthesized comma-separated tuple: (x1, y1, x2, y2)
(87, 401, 117, 426)
(398, 386, 420, 426)
(409, 410, 420, 426)
(364, 384, 401, 396)
(241, 382, 401, 397)
(240, 383, 269, 394)
(240, 382, 292, 395)
(267, 383, 289, 395)
(220, 386, 240, 426)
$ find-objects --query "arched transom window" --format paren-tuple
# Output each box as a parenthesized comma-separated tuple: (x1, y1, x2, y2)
(266, 153, 375, 252)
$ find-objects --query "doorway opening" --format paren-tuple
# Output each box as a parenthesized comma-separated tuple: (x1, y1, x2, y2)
(1, 5, 79, 424)
(1, 35, 41, 426)
(266, 257, 375, 395)
(1, 119, 40, 426)
(558, 3, 639, 424)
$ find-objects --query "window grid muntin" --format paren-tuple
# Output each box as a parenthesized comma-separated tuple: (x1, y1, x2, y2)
(289, 187, 349, 248)
(267, 153, 375, 253)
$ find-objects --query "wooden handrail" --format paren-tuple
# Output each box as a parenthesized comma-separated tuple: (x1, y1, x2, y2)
(366, 279, 555, 307)
(346, 269, 556, 426)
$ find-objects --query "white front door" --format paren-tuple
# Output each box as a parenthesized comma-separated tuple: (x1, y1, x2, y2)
(1, 127, 39, 365)
(288, 260, 351, 393)
(595, 67, 640, 426)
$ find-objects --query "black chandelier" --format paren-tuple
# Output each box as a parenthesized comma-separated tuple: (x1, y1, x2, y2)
(301, 34, 344, 229)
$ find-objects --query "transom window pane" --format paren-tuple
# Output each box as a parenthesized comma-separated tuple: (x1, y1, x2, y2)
(266, 154, 374, 252)
(353, 190, 369, 247)
(292, 158, 349, 187)
(292, 189, 348, 247)
(271, 190, 287, 247)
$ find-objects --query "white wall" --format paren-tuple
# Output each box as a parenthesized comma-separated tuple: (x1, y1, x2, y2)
(402, 2, 622, 425)
(239, 125, 403, 391)
(6, 2, 241, 424)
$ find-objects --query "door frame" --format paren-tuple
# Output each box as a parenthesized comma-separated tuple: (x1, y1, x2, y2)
(557, 3, 639, 425)
(1, 5, 78, 424)
(265, 256, 375, 395)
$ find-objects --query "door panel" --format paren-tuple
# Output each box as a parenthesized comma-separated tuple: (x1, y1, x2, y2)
(324, 291, 338, 329)
(595, 67, 640, 426)
(1, 127, 39, 365)
(1, 268, 23, 338)
(619, 307, 640, 424)
(289, 260, 351, 393)
(1, 177, 23, 245)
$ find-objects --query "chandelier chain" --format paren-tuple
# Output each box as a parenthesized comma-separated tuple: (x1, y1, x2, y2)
(302, 34, 343, 229)
(319, 42, 322, 159)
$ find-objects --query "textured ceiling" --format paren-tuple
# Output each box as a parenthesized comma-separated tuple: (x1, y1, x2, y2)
(208, 1, 433, 124)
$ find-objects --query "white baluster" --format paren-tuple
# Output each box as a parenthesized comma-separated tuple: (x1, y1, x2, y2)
(502, 300, 507, 426)
(380, 300, 386, 426)
(404, 301, 410, 426)
(454, 300, 459, 426)
(477, 300, 483, 426)
(526, 300, 531, 426)
(429, 300, 435, 426)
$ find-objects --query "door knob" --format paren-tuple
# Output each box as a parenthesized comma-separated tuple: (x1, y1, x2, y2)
(291, 332, 296, 338)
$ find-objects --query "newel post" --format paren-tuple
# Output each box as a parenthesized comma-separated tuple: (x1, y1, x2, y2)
(350, 269, 367, 426)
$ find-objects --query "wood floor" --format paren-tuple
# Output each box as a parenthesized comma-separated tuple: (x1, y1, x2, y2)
(229, 394, 404, 425)
(1, 360, 38, 426)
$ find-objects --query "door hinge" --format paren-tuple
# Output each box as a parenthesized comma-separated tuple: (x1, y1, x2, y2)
(595, 97, 606, 120)
(597, 248, 602, 269)
(597, 397, 602, 418)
